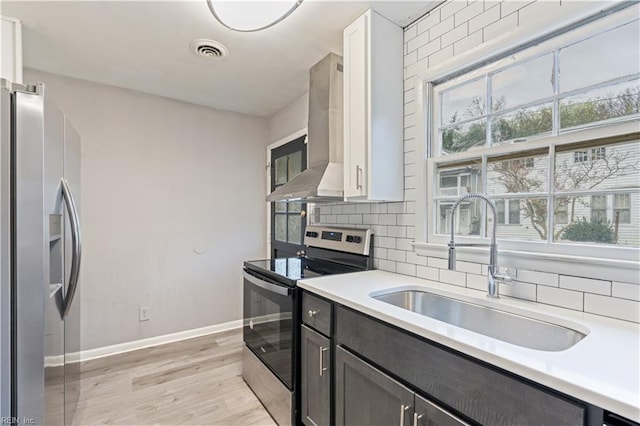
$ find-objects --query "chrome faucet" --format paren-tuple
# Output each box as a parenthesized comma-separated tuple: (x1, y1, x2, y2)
(447, 193, 513, 298)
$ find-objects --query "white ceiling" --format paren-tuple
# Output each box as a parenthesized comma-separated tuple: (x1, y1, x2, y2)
(3, 0, 440, 117)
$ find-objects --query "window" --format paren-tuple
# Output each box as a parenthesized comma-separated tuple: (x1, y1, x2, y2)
(575, 147, 607, 162)
(495, 199, 521, 225)
(590, 195, 608, 221)
(424, 5, 640, 254)
(270, 136, 307, 257)
(614, 194, 631, 224)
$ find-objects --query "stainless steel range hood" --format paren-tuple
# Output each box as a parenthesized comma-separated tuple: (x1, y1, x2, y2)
(267, 53, 344, 202)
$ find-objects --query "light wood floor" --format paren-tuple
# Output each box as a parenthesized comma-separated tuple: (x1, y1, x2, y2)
(71, 328, 277, 426)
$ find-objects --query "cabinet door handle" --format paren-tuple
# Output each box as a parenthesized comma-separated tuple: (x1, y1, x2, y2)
(308, 309, 318, 318)
(356, 165, 363, 190)
(400, 404, 410, 426)
(413, 413, 423, 426)
(319, 346, 329, 376)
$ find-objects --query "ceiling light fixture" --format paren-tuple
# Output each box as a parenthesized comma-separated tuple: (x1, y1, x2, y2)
(206, 0, 303, 32)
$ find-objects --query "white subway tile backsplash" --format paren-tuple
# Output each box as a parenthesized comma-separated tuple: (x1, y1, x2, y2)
(355, 204, 371, 214)
(501, 281, 536, 302)
(439, 269, 466, 287)
(342, 204, 356, 214)
(336, 214, 349, 223)
(370, 225, 388, 237)
(517, 269, 559, 287)
(406, 58, 428, 79)
(466, 273, 486, 291)
(397, 262, 417, 277)
(331, 205, 343, 215)
(405, 50, 418, 68)
(407, 30, 431, 53)
(429, 16, 455, 41)
(363, 214, 379, 225)
(404, 24, 418, 41)
(455, 261, 482, 275)
(584, 294, 640, 323)
(428, 45, 454, 68)
(501, 0, 534, 17)
(407, 251, 428, 266)
(376, 236, 397, 249)
(379, 214, 397, 226)
(417, 39, 441, 60)
(404, 138, 416, 153)
(428, 257, 449, 269)
(441, 22, 469, 47)
(417, 266, 439, 281)
(517, 1, 561, 26)
(468, 4, 501, 34)
(373, 247, 388, 259)
(388, 225, 407, 238)
(397, 214, 415, 226)
(454, 1, 485, 26)
(396, 238, 413, 251)
(320, 206, 332, 215)
(404, 88, 416, 104)
(537, 287, 583, 311)
(440, 0, 467, 21)
(405, 164, 416, 177)
(453, 30, 483, 55)
(406, 226, 416, 238)
(559, 276, 611, 296)
(612, 282, 640, 302)
(323, 214, 337, 223)
(370, 203, 388, 214)
(377, 259, 397, 273)
(416, 10, 441, 36)
(387, 249, 407, 262)
(483, 11, 518, 42)
(348, 214, 363, 225)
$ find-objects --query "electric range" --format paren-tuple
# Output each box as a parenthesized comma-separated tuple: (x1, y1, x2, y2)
(242, 226, 372, 426)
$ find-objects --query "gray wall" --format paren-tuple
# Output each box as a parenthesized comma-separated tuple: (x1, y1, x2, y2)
(26, 69, 269, 350)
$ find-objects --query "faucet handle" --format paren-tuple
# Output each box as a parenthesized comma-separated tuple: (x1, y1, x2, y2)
(494, 268, 516, 285)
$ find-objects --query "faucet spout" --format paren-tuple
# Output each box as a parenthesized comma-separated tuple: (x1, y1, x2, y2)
(447, 193, 511, 298)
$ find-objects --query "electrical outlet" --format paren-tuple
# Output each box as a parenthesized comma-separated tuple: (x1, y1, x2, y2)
(139, 306, 150, 322)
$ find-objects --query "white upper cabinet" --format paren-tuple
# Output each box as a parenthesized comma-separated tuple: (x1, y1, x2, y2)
(343, 9, 403, 202)
(1, 16, 23, 84)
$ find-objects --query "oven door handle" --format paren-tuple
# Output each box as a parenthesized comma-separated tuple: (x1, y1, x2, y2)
(243, 270, 291, 296)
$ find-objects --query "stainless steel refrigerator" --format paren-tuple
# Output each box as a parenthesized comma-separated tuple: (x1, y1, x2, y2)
(0, 78, 82, 425)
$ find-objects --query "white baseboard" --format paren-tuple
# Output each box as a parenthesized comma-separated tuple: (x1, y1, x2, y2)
(75, 319, 243, 363)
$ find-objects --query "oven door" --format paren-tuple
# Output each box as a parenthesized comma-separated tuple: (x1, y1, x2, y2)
(243, 269, 295, 389)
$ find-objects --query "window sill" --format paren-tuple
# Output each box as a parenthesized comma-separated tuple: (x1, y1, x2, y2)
(412, 241, 640, 284)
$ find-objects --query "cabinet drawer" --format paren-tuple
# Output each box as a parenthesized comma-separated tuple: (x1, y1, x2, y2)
(336, 306, 586, 426)
(302, 292, 332, 336)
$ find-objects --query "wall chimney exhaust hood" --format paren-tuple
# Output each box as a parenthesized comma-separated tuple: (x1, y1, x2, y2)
(267, 53, 344, 202)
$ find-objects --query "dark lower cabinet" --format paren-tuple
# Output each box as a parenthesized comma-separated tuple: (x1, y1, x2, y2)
(301, 325, 331, 426)
(414, 394, 469, 426)
(335, 345, 414, 426)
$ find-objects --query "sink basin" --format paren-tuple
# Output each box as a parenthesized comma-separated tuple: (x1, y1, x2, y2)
(372, 290, 586, 351)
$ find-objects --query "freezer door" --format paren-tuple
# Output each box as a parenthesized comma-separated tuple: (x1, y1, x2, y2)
(0, 85, 12, 419)
(63, 117, 81, 426)
(43, 91, 65, 426)
(14, 87, 46, 425)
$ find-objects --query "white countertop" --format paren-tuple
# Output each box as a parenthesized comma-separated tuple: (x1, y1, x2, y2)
(298, 270, 640, 422)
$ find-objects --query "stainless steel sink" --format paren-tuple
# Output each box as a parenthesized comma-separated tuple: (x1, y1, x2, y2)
(372, 290, 586, 351)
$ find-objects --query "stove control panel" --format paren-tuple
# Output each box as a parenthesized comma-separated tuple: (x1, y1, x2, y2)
(304, 226, 372, 255)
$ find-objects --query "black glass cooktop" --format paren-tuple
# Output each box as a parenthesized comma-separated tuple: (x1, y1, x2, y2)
(244, 257, 360, 284)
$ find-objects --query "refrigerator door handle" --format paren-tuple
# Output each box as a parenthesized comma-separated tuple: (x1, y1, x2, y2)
(61, 178, 82, 319)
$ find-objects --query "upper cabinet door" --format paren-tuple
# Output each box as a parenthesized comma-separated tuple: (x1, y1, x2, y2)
(1, 16, 22, 83)
(343, 9, 404, 202)
(343, 11, 368, 199)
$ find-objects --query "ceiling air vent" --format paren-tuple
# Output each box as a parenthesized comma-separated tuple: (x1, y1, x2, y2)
(190, 39, 229, 60)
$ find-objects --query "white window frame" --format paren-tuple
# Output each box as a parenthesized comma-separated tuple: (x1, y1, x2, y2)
(413, 3, 640, 278)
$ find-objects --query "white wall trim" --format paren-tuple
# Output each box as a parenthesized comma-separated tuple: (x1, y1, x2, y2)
(72, 319, 242, 364)
(265, 127, 307, 257)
